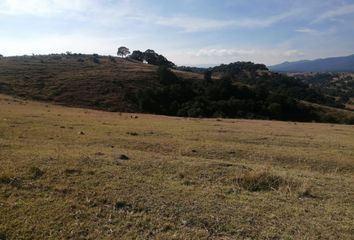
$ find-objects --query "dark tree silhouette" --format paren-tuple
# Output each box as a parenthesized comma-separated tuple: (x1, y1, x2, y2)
(129, 50, 144, 62)
(117, 46, 130, 58)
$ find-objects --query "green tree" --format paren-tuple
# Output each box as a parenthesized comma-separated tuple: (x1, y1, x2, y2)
(117, 46, 130, 58)
(129, 50, 144, 62)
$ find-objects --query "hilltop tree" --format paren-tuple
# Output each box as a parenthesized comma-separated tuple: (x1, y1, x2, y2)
(117, 46, 130, 58)
(143, 49, 175, 68)
(129, 50, 144, 62)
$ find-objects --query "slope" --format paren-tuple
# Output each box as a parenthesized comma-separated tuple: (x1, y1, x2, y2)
(269, 54, 354, 73)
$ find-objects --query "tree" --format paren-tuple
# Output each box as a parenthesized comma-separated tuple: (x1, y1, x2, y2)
(204, 70, 212, 82)
(117, 46, 130, 58)
(129, 50, 144, 62)
(143, 49, 175, 68)
(144, 49, 159, 64)
(157, 66, 179, 85)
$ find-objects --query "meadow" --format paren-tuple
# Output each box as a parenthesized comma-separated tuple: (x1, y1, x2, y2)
(0, 94, 353, 239)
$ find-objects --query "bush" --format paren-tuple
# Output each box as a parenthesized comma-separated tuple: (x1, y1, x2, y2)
(92, 55, 100, 64)
(109, 56, 116, 62)
(157, 66, 179, 85)
(234, 170, 294, 192)
(29, 167, 44, 179)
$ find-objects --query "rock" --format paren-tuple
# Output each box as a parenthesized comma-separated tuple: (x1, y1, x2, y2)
(78, 131, 85, 135)
(126, 132, 138, 136)
(117, 154, 129, 160)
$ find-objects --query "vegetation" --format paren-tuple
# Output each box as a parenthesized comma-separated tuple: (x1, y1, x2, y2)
(117, 46, 130, 58)
(0, 94, 353, 239)
(289, 72, 354, 110)
(129, 49, 175, 68)
(136, 66, 354, 123)
(0, 55, 353, 124)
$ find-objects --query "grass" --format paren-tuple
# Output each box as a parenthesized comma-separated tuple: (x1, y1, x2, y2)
(0, 94, 353, 239)
(0, 54, 202, 113)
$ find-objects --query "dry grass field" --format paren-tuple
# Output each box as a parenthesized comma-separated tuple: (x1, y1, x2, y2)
(0, 94, 353, 239)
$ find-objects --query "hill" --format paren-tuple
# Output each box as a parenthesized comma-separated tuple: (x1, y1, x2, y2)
(287, 72, 354, 110)
(269, 54, 354, 73)
(0, 94, 353, 239)
(0, 54, 201, 112)
(0, 54, 353, 124)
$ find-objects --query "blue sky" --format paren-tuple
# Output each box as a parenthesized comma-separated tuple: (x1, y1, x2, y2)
(1, 0, 354, 66)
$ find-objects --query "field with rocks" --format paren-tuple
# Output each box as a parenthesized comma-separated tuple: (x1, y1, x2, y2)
(0, 94, 353, 239)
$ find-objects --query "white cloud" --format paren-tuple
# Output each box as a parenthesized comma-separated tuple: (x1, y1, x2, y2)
(191, 48, 256, 57)
(142, 11, 295, 32)
(0, 0, 296, 32)
(0, 34, 134, 56)
(169, 47, 305, 66)
(295, 27, 317, 33)
(314, 3, 354, 22)
(0, 0, 91, 16)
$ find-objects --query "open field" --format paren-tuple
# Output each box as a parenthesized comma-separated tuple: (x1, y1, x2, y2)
(0, 94, 353, 239)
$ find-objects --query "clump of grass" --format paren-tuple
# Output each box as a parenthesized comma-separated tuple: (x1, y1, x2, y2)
(298, 184, 317, 199)
(115, 201, 132, 211)
(117, 154, 129, 161)
(0, 176, 21, 187)
(126, 132, 139, 136)
(63, 169, 82, 175)
(0, 232, 7, 240)
(234, 170, 295, 192)
(28, 167, 44, 179)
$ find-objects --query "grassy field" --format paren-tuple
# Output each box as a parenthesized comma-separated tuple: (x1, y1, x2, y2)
(0, 94, 353, 239)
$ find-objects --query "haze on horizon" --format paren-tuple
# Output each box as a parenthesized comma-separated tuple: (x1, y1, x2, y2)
(1, 0, 354, 66)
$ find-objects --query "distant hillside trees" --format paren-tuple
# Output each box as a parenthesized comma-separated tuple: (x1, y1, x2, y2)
(117, 46, 130, 58)
(135, 66, 320, 121)
(128, 49, 175, 68)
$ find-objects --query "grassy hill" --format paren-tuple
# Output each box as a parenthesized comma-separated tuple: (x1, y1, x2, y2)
(0, 94, 353, 239)
(0, 54, 353, 124)
(0, 54, 202, 112)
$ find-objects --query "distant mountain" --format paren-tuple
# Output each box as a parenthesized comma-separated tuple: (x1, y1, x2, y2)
(269, 54, 354, 72)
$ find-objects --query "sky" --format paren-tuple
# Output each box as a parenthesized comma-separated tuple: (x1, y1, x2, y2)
(1, 0, 354, 66)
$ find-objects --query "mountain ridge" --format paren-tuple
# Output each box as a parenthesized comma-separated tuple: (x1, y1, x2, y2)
(269, 54, 354, 73)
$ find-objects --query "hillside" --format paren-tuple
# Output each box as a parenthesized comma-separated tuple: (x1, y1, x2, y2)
(0, 54, 202, 112)
(0, 94, 353, 239)
(269, 54, 354, 73)
(0, 55, 353, 124)
(287, 72, 354, 110)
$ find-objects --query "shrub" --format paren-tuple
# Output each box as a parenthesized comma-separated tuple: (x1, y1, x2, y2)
(109, 56, 116, 62)
(29, 167, 44, 179)
(234, 170, 294, 192)
(92, 55, 100, 64)
(157, 66, 179, 85)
